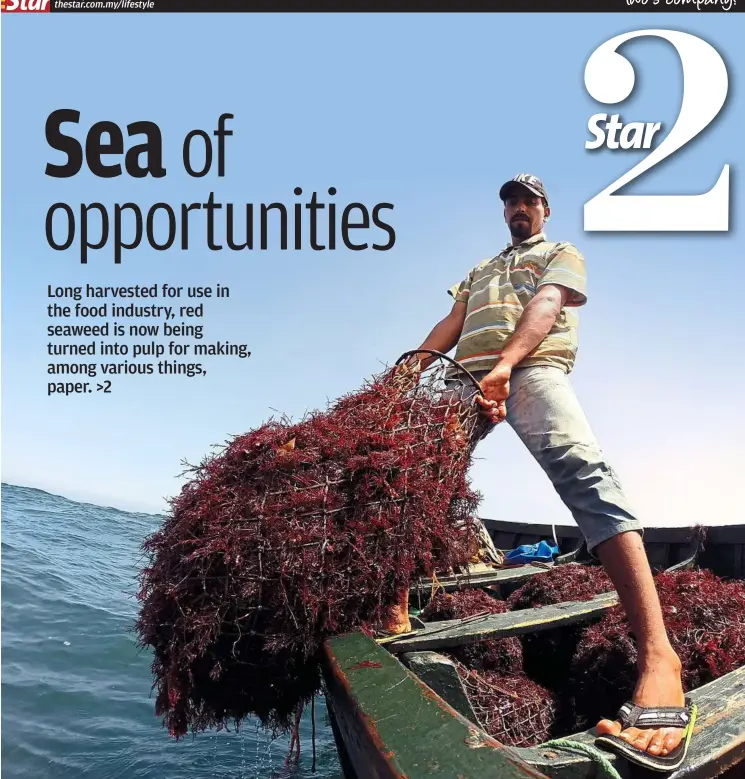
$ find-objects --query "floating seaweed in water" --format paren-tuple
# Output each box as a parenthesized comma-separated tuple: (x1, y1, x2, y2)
(570, 569, 745, 728)
(136, 362, 489, 737)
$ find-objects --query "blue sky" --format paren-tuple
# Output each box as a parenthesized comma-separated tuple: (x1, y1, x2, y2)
(2, 14, 744, 531)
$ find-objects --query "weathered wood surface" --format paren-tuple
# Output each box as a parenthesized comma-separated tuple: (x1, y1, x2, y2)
(401, 651, 479, 722)
(322, 632, 548, 779)
(481, 519, 745, 545)
(323, 633, 745, 779)
(383, 591, 619, 653)
(410, 564, 549, 597)
(516, 665, 745, 779)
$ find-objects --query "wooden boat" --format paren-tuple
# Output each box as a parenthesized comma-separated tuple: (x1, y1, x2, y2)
(321, 520, 745, 779)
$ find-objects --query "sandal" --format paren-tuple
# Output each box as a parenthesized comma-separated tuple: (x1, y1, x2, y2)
(595, 699, 697, 772)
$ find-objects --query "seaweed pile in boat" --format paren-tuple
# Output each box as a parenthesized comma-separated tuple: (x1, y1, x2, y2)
(570, 569, 745, 728)
(135, 363, 490, 738)
(421, 587, 504, 622)
(423, 568, 745, 744)
(421, 590, 522, 674)
(422, 590, 556, 746)
(506, 563, 613, 611)
(506, 563, 614, 695)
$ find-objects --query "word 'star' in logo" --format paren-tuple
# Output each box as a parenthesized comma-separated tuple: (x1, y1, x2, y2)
(2, 0, 50, 11)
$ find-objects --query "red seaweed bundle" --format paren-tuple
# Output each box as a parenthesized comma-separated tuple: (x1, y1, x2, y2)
(570, 569, 745, 728)
(506, 564, 614, 693)
(421, 589, 505, 621)
(422, 590, 523, 675)
(135, 360, 490, 737)
(506, 564, 613, 611)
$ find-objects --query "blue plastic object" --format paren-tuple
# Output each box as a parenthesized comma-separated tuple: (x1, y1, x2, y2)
(505, 540, 559, 565)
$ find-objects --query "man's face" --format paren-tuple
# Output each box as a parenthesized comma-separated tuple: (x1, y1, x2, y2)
(503, 188, 549, 240)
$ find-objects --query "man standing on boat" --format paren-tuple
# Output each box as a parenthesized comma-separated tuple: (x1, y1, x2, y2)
(402, 174, 690, 768)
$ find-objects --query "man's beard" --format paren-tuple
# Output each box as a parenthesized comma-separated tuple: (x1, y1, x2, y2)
(510, 218, 531, 240)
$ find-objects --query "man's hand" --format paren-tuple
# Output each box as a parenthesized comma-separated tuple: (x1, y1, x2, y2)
(475, 362, 512, 424)
(396, 356, 422, 377)
(393, 357, 423, 390)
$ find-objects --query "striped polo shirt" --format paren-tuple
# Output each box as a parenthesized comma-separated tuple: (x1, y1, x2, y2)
(448, 232, 587, 374)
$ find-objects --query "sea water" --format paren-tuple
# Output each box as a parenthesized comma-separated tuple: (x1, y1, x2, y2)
(1, 484, 343, 779)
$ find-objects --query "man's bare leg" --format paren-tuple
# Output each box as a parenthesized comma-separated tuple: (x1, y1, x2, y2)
(595, 530, 685, 757)
(382, 585, 411, 635)
(497, 368, 686, 757)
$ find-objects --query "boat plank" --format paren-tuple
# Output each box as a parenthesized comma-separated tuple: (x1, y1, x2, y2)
(515, 665, 745, 779)
(322, 632, 548, 779)
(400, 651, 479, 723)
(410, 564, 548, 596)
(383, 592, 619, 654)
(323, 634, 745, 779)
(480, 519, 745, 546)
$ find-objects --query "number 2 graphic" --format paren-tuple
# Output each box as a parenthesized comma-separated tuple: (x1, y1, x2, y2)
(584, 30, 730, 232)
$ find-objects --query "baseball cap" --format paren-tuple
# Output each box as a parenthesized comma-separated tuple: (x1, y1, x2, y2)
(499, 173, 549, 205)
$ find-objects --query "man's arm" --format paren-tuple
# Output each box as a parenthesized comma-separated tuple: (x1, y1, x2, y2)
(476, 284, 569, 422)
(498, 283, 569, 368)
(407, 301, 467, 369)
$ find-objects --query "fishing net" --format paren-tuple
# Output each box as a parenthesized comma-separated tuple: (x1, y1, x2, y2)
(135, 352, 492, 737)
(455, 663, 558, 747)
(570, 569, 745, 729)
(419, 590, 554, 745)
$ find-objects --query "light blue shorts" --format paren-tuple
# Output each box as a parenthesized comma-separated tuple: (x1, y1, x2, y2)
(452, 365, 643, 554)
